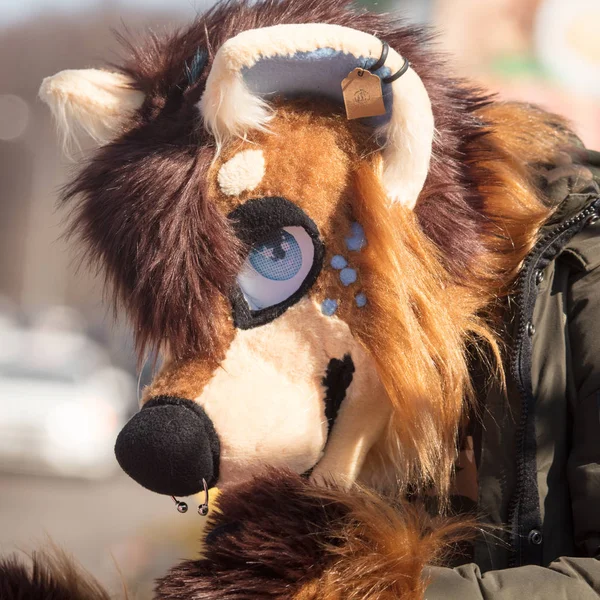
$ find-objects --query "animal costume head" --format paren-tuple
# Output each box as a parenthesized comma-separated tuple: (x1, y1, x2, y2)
(40, 0, 569, 502)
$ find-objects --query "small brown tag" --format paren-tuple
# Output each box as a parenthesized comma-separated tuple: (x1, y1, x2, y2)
(341, 68, 386, 120)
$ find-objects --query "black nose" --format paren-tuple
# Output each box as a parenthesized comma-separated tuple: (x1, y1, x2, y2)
(115, 396, 220, 496)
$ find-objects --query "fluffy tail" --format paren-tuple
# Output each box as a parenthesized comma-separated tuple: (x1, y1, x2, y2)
(157, 470, 473, 600)
(0, 548, 114, 600)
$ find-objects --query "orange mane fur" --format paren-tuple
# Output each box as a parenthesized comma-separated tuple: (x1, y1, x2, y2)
(350, 103, 572, 498)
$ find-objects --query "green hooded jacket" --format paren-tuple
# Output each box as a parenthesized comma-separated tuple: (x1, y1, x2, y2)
(427, 149, 600, 598)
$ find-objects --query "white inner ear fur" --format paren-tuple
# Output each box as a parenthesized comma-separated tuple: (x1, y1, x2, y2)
(195, 298, 390, 488)
(377, 68, 434, 207)
(39, 69, 144, 152)
(217, 149, 266, 196)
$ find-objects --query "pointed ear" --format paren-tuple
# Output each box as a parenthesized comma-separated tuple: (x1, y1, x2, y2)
(39, 69, 144, 152)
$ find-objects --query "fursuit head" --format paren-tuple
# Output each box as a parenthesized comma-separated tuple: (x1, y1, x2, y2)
(5, 0, 579, 597)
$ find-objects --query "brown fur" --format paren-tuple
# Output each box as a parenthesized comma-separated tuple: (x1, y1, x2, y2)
(155, 470, 470, 600)
(0, 548, 115, 600)
(143, 103, 370, 402)
(209, 101, 374, 329)
(61, 0, 576, 501)
(338, 106, 573, 497)
(0, 474, 471, 600)
(31, 3, 584, 598)
(291, 488, 471, 600)
(208, 99, 369, 221)
(63, 139, 242, 363)
(189, 100, 569, 498)
(347, 166, 482, 497)
(64, 0, 567, 362)
(128, 100, 569, 499)
(470, 103, 572, 291)
(144, 354, 223, 401)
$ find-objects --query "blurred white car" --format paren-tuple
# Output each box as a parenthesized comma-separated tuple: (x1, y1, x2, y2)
(0, 323, 136, 479)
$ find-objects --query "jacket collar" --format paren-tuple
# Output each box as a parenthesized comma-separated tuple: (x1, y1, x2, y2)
(539, 147, 600, 229)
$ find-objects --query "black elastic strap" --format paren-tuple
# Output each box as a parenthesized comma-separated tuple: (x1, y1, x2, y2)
(368, 41, 389, 73)
(368, 41, 411, 84)
(382, 56, 410, 84)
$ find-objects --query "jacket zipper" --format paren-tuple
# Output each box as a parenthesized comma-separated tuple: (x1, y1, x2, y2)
(506, 198, 600, 567)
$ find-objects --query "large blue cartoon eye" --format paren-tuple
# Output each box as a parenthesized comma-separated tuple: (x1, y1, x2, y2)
(238, 226, 315, 311)
(248, 230, 302, 281)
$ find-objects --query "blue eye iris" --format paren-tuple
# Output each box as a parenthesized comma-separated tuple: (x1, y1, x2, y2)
(248, 229, 302, 281)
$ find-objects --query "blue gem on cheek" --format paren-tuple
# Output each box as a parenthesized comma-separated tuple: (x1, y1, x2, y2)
(355, 292, 367, 307)
(330, 255, 348, 270)
(340, 268, 357, 286)
(345, 222, 366, 251)
(321, 299, 338, 316)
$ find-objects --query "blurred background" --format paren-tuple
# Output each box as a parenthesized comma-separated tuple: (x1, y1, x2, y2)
(0, 0, 598, 595)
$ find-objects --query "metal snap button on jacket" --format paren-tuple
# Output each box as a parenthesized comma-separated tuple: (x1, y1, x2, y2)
(535, 270, 545, 285)
(528, 529, 543, 545)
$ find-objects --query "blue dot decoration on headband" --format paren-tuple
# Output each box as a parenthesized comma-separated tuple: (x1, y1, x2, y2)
(330, 255, 348, 270)
(345, 222, 367, 252)
(340, 268, 357, 286)
(355, 292, 367, 308)
(321, 298, 338, 317)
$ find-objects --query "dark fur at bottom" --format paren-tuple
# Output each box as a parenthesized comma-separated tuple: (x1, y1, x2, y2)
(157, 471, 351, 599)
(156, 471, 468, 600)
(0, 472, 468, 600)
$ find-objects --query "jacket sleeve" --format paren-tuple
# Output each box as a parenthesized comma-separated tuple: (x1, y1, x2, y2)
(425, 558, 600, 599)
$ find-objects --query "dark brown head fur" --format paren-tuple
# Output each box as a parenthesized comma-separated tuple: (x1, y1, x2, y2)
(62, 0, 523, 361)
